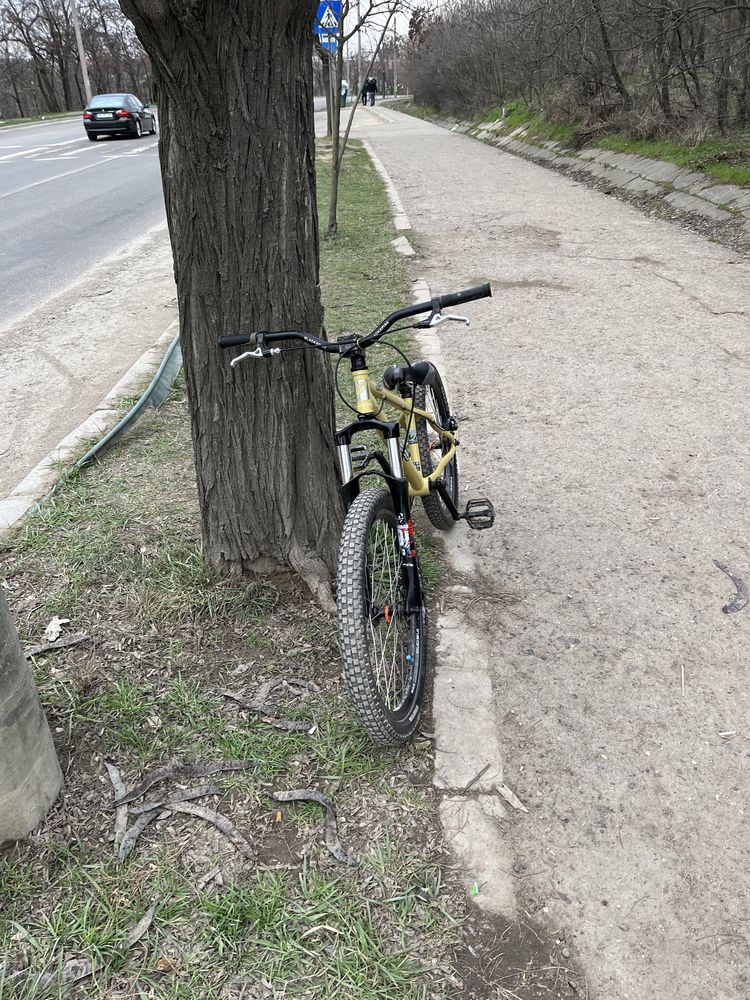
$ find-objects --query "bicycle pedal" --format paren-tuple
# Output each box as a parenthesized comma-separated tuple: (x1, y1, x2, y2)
(462, 498, 495, 530)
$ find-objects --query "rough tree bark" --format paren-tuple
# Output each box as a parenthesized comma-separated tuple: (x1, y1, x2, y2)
(0, 591, 62, 846)
(118, 0, 342, 605)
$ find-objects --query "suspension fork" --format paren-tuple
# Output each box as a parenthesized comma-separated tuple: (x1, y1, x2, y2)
(335, 418, 424, 614)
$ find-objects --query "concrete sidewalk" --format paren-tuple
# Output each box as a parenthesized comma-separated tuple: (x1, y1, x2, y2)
(358, 105, 750, 1000)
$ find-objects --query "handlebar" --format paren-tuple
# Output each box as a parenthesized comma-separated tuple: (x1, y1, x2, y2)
(217, 282, 492, 354)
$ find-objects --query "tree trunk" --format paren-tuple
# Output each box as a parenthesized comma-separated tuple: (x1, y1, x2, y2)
(119, 0, 342, 605)
(0, 591, 62, 847)
(590, 0, 633, 110)
(327, 34, 344, 236)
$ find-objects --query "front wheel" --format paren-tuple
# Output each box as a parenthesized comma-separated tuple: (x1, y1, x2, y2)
(337, 488, 427, 745)
(414, 368, 459, 530)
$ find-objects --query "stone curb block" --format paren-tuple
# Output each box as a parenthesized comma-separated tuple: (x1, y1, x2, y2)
(463, 120, 750, 230)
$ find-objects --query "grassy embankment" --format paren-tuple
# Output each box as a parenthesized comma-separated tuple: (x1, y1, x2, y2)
(0, 141, 460, 1000)
(388, 97, 750, 188)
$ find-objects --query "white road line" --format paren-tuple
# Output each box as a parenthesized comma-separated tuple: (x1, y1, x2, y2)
(0, 159, 106, 201)
(33, 157, 78, 162)
(0, 136, 86, 162)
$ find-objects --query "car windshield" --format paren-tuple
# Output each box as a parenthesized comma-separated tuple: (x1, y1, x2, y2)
(89, 94, 128, 108)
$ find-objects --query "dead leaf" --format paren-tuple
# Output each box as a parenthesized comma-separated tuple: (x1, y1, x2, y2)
(166, 802, 255, 859)
(154, 955, 177, 973)
(38, 957, 92, 988)
(104, 762, 128, 853)
(496, 783, 529, 813)
(122, 903, 156, 950)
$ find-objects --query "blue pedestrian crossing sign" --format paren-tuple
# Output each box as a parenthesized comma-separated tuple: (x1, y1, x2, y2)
(315, 1, 341, 54)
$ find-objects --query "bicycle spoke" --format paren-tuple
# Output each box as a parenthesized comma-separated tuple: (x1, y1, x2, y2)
(365, 515, 410, 710)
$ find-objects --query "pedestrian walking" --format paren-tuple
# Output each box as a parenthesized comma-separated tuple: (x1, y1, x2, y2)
(360, 80, 368, 106)
(340, 78, 348, 107)
(366, 77, 378, 106)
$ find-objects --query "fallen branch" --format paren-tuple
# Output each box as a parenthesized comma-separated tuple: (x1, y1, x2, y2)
(269, 788, 357, 867)
(25, 632, 91, 658)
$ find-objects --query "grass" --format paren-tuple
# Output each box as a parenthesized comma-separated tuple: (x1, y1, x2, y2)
(397, 96, 750, 188)
(596, 132, 750, 186)
(0, 136, 460, 1000)
(0, 110, 80, 127)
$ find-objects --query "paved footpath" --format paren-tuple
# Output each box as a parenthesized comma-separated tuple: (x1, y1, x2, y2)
(355, 105, 750, 999)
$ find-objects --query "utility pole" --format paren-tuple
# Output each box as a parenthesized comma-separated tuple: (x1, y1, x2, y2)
(357, 0, 362, 88)
(392, 19, 397, 96)
(70, 0, 92, 105)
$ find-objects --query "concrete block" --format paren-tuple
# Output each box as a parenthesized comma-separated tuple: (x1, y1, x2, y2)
(623, 176, 662, 195)
(698, 183, 747, 208)
(433, 610, 504, 792)
(440, 796, 516, 916)
(664, 190, 733, 221)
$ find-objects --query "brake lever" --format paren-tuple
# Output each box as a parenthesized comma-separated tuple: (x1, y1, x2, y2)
(230, 346, 281, 366)
(414, 311, 471, 329)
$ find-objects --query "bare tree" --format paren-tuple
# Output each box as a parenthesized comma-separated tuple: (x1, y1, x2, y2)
(405, 0, 750, 135)
(325, 0, 401, 235)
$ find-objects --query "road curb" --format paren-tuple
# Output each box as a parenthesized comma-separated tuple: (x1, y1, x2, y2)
(364, 134, 515, 917)
(0, 320, 179, 535)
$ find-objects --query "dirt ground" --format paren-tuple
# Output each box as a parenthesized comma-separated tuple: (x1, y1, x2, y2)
(359, 106, 750, 1000)
(0, 226, 176, 497)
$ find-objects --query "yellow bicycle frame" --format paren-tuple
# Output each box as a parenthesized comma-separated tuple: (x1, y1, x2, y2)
(349, 365, 456, 498)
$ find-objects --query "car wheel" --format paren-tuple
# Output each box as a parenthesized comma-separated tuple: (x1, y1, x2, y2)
(132, 119, 142, 138)
(87, 133, 98, 142)
(148, 117, 157, 135)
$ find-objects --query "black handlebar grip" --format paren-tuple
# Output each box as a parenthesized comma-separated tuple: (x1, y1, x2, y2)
(218, 334, 255, 349)
(437, 283, 492, 310)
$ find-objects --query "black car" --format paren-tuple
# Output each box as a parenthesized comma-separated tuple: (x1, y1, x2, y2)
(83, 93, 156, 141)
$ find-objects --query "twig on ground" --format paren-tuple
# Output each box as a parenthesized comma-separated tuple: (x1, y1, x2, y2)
(463, 763, 491, 793)
(25, 632, 91, 658)
(223, 677, 320, 733)
(269, 788, 357, 867)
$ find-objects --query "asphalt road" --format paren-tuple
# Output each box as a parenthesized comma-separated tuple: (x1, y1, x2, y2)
(0, 116, 165, 331)
(0, 97, 330, 332)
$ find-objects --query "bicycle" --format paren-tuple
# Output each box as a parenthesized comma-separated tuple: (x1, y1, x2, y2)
(219, 283, 494, 745)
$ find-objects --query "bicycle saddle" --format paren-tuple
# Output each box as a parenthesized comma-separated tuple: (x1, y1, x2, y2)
(382, 360, 435, 390)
